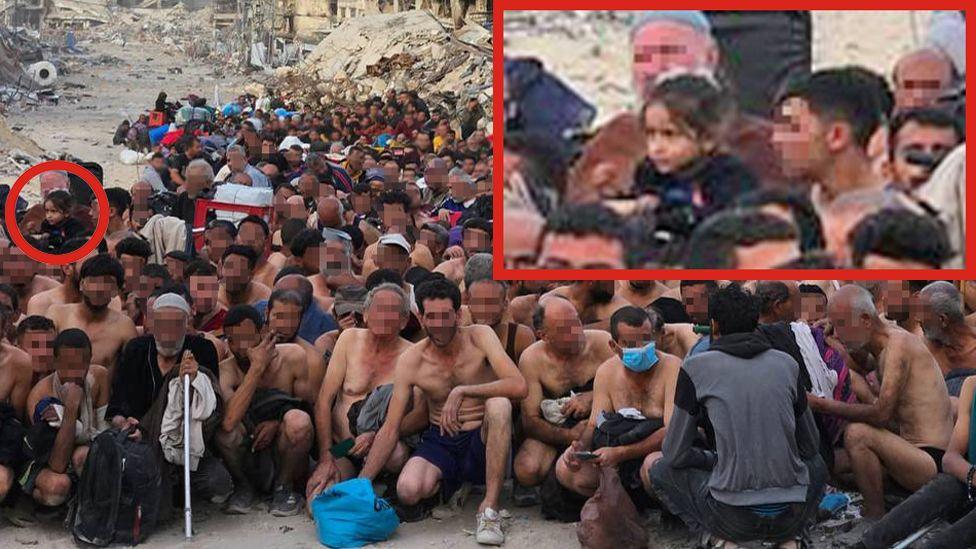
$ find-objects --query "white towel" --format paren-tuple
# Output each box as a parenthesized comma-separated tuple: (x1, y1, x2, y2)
(790, 322, 837, 399)
(159, 374, 217, 471)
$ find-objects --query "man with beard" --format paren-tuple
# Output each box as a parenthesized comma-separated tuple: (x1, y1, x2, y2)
(2, 240, 59, 316)
(262, 288, 328, 403)
(185, 260, 226, 336)
(881, 280, 928, 335)
(236, 216, 278, 290)
(513, 294, 614, 498)
(106, 293, 231, 506)
(434, 218, 492, 287)
(47, 254, 138, 383)
(812, 285, 953, 518)
(216, 305, 313, 517)
(617, 280, 670, 309)
(23, 329, 110, 507)
(756, 281, 800, 325)
(545, 281, 632, 330)
(681, 280, 719, 357)
(305, 284, 418, 501)
(463, 254, 535, 364)
(218, 245, 272, 308)
(257, 269, 338, 347)
(202, 220, 237, 267)
(916, 281, 976, 398)
(358, 279, 527, 545)
(115, 236, 153, 304)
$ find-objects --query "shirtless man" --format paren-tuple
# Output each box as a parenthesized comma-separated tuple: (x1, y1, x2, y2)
(264, 289, 327, 403)
(617, 280, 670, 309)
(556, 306, 679, 500)
(462, 254, 535, 364)
(2, 241, 59, 316)
(357, 279, 527, 546)
(513, 296, 613, 491)
(15, 315, 56, 389)
(27, 238, 110, 316)
(309, 230, 356, 311)
(313, 285, 368, 363)
(23, 329, 109, 506)
(916, 281, 976, 398)
(0, 304, 32, 500)
(218, 245, 272, 308)
(185, 259, 227, 336)
(237, 215, 279, 289)
(883, 280, 926, 335)
(305, 284, 418, 502)
(216, 305, 314, 517)
(546, 281, 631, 329)
(47, 254, 138, 383)
(812, 284, 954, 518)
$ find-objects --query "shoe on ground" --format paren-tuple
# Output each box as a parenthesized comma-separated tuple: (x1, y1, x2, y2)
(476, 507, 504, 546)
(270, 485, 303, 517)
(512, 483, 539, 507)
(224, 483, 255, 515)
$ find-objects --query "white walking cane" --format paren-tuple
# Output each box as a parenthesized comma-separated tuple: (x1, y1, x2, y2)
(183, 373, 192, 539)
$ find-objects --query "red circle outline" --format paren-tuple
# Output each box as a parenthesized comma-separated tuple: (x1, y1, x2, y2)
(4, 160, 109, 265)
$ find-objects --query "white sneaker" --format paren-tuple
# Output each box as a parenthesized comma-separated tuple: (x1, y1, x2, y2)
(475, 507, 504, 546)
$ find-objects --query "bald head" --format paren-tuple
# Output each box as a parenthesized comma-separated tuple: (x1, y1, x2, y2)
(832, 284, 878, 317)
(274, 273, 313, 303)
(39, 171, 69, 197)
(285, 195, 308, 220)
(317, 197, 344, 229)
(893, 48, 954, 111)
(533, 294, 585, 356)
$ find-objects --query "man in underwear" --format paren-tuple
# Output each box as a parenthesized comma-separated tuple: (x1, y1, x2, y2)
(545, 280, 631, 329)
(27, 238, 114, 316)
(556, 306, 679, 504)
(513, 295, 613, 494)
(305, 284, 419, 502)
(218, 245, 272, 308)
(47, 254, 138, 383)
(2, 240, 59, 316)
(462, 254, 535, 364)
(216, 305, 314, 517)
(916, 281, 976, 398)
(813, 284, 954, 518)
(357, 278, 527, 546)
(22, 329, 110, 507)
(184, 259, 226, 336)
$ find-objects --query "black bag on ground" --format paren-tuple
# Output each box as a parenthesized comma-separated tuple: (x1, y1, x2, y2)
(72, 427, 162, 546)
(539, 466, 590, 523)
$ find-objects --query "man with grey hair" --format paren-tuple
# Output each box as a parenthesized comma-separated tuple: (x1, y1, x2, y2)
(306, 282, 416, 501)
(310, 229, 357, 308)
(917, 281, 976, 398)
(216, 144, 270, 188)
(812, 284, 953, 519)
(39, 170, 70, 197)
(176, 158, 217, 223)
(464, 253, 535, 364)
(437, 168, 478, 221)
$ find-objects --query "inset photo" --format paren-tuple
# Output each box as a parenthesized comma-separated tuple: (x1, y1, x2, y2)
(500, 9, 967, 274)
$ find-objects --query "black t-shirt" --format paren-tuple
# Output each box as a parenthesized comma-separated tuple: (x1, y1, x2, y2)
(175, 188, 213, 225)
(106, 334, 218, 421)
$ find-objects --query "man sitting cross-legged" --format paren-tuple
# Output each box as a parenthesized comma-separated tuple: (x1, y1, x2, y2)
(357, 278, 527, 546)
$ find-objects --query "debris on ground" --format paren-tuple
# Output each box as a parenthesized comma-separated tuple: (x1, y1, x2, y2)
(274, 10, 492, 123)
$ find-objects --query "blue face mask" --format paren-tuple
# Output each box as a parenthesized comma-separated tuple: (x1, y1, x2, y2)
(620, 342, 659, 373)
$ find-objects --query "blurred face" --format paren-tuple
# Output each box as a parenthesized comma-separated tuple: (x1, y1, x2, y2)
(961, 281, 976, 313)
(890, 122, 960, 189)
(894, 53, 953, 110)
(364, 289, 407, 338)
(348, 150, 365, 171)
(613, 319, 655, 350)
(504, 211, 543, 270)
(227, 151, 247, 172)
(152, 307, 189, 357)
(165, 257, 186, 282)
(268, 300, 303, 342)
(351, 192, 372, 215)
(4, 245, 37, 286)
(44, 200, 67, 226)
(468, 280, 506, 327)
(55, 346, 90, 385)
(541, 298, 585, 356)
(237, 222, 267, 256)
(21, 329, 55, 373)
(321, 241, 349, 276)
(225, 319, 260, 366)
(298, 243, 322, 275)
(419, 229, 444, 257)
(39, 173, 69, 197)
(632, 21, 717, 96)
(800, 293, 828, 323)
(381, 204, 408, 233)
(205, 227, 234, 266)
(221, 254, 252, 294)
(537, 233, 625, 270)
(827, 300, 873, 352)
(189, 274, 219, 315)
(772, 97, 831, 181)
(425, 163, 448, 190)
(119, 254, 147, 295)
(448, 175, 473, 201)
(681, 283, 710, 325)
(462, 228, 491, 255)
(299, 174, 318, 197)
(420, 297, 458, 347)
(80, 275, 118, 311)
(884, 280, 913, 323)
(376, 244, 410, 275)
(917, 292, 953, 345)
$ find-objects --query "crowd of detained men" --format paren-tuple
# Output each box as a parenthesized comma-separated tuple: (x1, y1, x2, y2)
(503, 10, 967, 270)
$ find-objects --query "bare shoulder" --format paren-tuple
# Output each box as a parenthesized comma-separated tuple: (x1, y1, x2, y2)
(277, 343, 307, 364)
(585, 329, 613, 346)
(595, 355, 619, 381)
(89, 364, 109, 384)
(658, 351, 682, 371)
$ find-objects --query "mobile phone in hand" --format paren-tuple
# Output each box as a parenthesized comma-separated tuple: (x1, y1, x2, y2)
(574, 451, 598, 461)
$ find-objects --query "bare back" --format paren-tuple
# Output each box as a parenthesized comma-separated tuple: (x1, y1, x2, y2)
(49, 304, 137, 378)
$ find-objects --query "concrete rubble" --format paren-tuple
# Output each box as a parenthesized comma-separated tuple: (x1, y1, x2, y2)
(274, 10, 492, 123)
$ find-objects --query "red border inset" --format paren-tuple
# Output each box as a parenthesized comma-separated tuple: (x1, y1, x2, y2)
(493, 5, 973, 281)
(4, 160, 109, 265)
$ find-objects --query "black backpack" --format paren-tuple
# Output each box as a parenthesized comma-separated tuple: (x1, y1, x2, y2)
(72, 428, 162, 546)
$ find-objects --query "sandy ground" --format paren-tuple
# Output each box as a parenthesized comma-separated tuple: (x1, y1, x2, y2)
(3, 36, 248, 204)
(503, 10, 933, 126)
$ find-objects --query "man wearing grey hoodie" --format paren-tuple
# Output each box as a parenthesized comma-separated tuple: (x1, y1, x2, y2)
(647, 283, 826, 548)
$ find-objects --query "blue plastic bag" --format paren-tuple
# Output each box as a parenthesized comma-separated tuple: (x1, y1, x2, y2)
(312, 478, 400, 548)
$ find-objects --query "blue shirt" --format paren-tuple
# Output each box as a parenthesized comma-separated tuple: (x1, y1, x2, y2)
(687, 334, 711, 358)
(253, 300, 337, 344)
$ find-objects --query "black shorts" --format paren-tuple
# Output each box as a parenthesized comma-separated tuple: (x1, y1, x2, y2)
(413, 425, 486, 498)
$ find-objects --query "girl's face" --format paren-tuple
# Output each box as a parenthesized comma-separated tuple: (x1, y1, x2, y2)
(643, 103, 708, 174)
(44, 201, 66, 226)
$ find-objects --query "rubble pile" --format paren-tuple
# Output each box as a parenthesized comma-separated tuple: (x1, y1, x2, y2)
(97, 5, 236, 67)
(0, 26, 64, 108)
(275, 10, 492, 124)
(0, 113, 51, 178)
